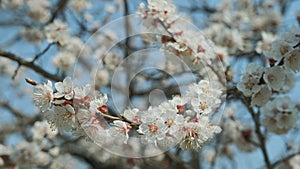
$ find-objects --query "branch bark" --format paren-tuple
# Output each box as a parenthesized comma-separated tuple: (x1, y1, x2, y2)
(0, 50, 62, 81)
(242, 97, 272, 169)
(271, 151, 300, 168)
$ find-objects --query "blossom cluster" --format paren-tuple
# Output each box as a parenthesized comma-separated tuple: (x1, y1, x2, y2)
(137, 0, 221, 67)
(236, 25, 300, 135)
(0, 120, 89, 168)
(220, 107, 259, 153)
(237, 26, 300, 107)
(32, 77, 222, 151)
(261, 96, 298, 134)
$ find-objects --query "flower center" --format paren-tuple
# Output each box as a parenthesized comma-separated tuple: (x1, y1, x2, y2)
(199, 101, 208, 111)
(148, 124, 159, 133)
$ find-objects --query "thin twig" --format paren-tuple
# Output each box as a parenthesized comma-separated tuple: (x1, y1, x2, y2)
(0, 100, 24, 119)
(31, 42, 56, 63)
(272, 151, 300, 168)
(12, 64, 21, 80)
(47, 0, 69, 24)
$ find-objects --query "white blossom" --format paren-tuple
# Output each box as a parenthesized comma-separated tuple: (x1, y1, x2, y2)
(237, 74, 261, 97)
(251, 85, 271, 107)
(180, 117, 221, 150)
(123, 108, 141, 124)
(284, 48, 300, 72)
(256, 32, 276, 54)
(33, 80, 53, 112)
(20, 27, 44, 44)
(191, 94, 220, 115)
(0, 144, 11, 157)
(63, 37, 90, 56)
(147, 0, 176, 23)
(264, 39, 293, 61)
(74, 84, 91, 101)
(246, 63, 264, 79)
(69, 0, 91, 12)
(45, 20, 70, 45)
(261, 96, 298, 134)
(280, 69, 296, 92)
(289, 155, 300, 169)
(1, 0, 24, 9)
(54, 77, 74, 100)
(234, 125, 258, 152)
(46, 105, 76, 134)
(31, 120, 58, 141)
(0, 58, 15, 76)
(95, 69, 110, 86)
(27, 0, 50, 23)
(161, 108, 184, 137)
(186, 80, 222, 99)
(50, 154, 79, 169)
(89, 94, 108, 114)
(11, 141, 51, 168)
(263, 66, 285, 91)
(137, 108, 168, 144)
(52, 51, 76, 72)
(109, 120, 131, 144)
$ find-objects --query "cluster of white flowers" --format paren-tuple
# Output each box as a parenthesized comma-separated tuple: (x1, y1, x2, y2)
(238, 26, 299, 109)
(45, 19, 70, 46)
(32, 76, 222, 151)
(255, 32, 276, 54)
(69, 0, 91, 12)
(1, 0, 24, 9)
(137, 0, 176, 24)
(52, 51, 76, 72)
(31, 120, 58, 141)
(19, 27, 45, 45)
(0, 58, 15, 76)
(264, 26, 300, 72)
(219, 107, 259, 153)
(204, 24, 245, 55)
(137, 0, 220, 67)
(27, 0, 50, 23)
(1, 0, 51, 22)
(0, 119, 62, 168)
(44, 20, 89, 72)
(203, 0, 282, 59)
(261, 96, 299, 134)
(10, 141, 52, 168)
(237, 63, 271, 107)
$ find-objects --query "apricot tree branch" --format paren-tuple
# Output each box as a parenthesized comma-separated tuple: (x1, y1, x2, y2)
(0, 50, 62, 81)
(272, 151, 300, 168)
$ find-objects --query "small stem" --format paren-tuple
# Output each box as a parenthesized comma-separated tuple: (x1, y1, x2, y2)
(99, 111, 121, 120)
(31, 42, 56, 63)
(12, 64, 21, 80)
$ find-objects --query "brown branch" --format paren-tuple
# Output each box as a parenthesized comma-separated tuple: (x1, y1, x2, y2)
(47, 0, 69, 24)
(31, 42, 56, 62)
(242, 97, 272, 169)
(272, 151, 300, 168)
(60, 139, 117, 169)
(0, 100, 24, 119)
(165, 151, 193, 169)
(0, 99, 39, 127)
(0, 50, 62, 81)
